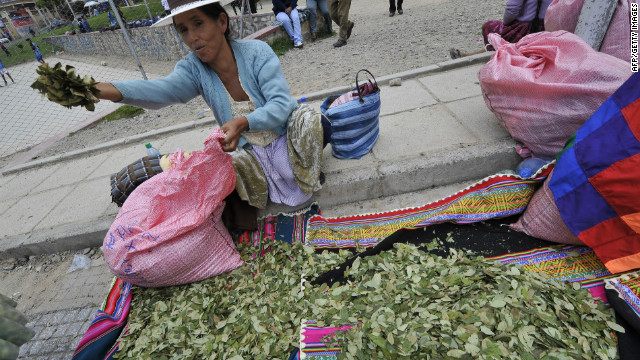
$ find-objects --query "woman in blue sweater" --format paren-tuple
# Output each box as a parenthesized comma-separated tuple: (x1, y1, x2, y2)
(96, 0, 325, 217)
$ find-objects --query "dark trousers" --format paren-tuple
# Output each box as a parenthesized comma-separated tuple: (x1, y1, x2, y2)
(389, 0, 403, 12)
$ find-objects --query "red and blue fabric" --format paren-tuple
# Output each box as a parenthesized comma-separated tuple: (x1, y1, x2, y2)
(72, 278, 132, 360)
(549, 72, 640, 274)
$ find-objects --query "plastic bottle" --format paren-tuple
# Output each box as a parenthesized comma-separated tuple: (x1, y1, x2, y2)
(145, 142, 161, 157)
(516, 157, 549, 177)
(299, 97, 307, 104)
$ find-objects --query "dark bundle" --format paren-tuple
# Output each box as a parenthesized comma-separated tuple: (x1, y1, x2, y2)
(30, 62, 100, 111)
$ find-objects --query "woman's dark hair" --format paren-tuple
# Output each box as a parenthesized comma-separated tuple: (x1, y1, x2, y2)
(176, 3, 232, 41)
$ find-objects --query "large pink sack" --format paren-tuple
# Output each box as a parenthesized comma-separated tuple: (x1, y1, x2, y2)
(479, 31, 631, 158)
(544, 0, 631, 62)
(103, 129, 243, 287)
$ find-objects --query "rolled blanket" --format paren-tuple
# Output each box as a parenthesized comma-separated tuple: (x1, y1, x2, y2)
(109, 155, 163, 207)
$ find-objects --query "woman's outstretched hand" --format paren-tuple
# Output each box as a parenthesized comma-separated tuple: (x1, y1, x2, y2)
(220, 116, 249, 152)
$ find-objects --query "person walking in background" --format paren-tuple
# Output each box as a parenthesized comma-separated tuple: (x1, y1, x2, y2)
(327, 0, 353, 48)
(389, 0, 402, 17)
(0, 57, 15, 86)
(449, 0, 552, 58)
(26, 38, 44, 64)
(306, 0, 332, 41)
(272, 0, 303, 48)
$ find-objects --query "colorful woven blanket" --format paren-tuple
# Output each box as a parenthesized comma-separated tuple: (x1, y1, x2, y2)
(239, 203, 320, 255)
(490, 245, 616, 303)
(300, 320, 350, 359)
(306, 168, 552, 249)
(549, 72, 640, 274)
(72, 277, 131, 360)
(606, 272, 640, 319)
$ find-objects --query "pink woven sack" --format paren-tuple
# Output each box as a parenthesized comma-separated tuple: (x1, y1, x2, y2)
(544, 0, 631, 62)
(511, 169, 583, 245)
(103, 129, 243, 287)
(479, 30, 631, 158)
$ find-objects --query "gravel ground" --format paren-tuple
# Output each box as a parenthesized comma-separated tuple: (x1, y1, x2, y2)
(14, 0, 504, 163)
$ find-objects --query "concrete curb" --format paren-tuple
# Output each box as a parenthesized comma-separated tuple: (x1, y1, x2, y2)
(0, 137, 518, 259)
(0, 219, 113, 259)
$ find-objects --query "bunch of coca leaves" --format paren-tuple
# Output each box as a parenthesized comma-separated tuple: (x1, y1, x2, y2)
(115, 240, 313, 360)
(313, 244, 619, 360)
(116, 239, 619, 360)
(30, 62, 100, 111)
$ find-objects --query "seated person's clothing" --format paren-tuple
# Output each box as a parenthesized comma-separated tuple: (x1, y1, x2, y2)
(111, 39, 322, 208)
(272, 0, 303, 45)
(503, 0, 553, 24)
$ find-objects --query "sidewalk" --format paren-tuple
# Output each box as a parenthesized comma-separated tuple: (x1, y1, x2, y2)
(0, 52, 519, 260)
(0, 53, 524, 359)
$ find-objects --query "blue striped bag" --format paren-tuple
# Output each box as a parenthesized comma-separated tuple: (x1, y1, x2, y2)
(320, 69, 381, 159)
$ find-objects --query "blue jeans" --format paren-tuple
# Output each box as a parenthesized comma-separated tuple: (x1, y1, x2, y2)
(306, 0, 333, 34)
(276, 8, 303, 45)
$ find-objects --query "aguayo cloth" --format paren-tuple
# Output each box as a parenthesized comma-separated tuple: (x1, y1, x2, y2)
(300, 319, 362, 358)
(606, 272, 640, 321)
(72, 278, 131, 360)
(305, 167, 552, 249)
(490, 246, 616, 303)
(549, 71, 640, 274)
(239, 203, 320, 256)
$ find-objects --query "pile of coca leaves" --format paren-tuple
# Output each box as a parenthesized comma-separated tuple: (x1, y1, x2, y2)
(115, 240, 619, 360)
(30, 62, 100, 111)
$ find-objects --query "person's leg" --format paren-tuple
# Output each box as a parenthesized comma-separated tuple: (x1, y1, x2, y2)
(389, 0, 396, 14)
(327, 0, 341, 33)
(397, 0, 403, 13)
(335, 0, 352, 41)
(1, 74, 6, 85)
(339, 0, 353, 39)
(290, 8, 303, 46)
(6, 72, 14, 83)
(276, 11, 296, 42)
(306, 0, 318, 35)
(318, 0, 332, 33)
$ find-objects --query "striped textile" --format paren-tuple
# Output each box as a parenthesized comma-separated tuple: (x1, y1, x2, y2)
(306, 167, 552, 249)
(490, 245, 616, 303)
(239, 203, 320, 256)
(320, 74, 381, 160)
(606, 272, 640, 318)
(301, 319, 362, 358)
(72, 277, 132, 360)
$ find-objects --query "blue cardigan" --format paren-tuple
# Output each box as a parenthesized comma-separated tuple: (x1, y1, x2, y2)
(112, 39, 298, 148)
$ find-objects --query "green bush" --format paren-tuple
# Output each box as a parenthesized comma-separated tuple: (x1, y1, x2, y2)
(103, 105, 145, 121)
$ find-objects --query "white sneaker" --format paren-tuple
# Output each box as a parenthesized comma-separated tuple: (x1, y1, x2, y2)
(294, 42, 303, 49)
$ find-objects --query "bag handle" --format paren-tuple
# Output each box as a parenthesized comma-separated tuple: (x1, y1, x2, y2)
(355, 69, 379, 104)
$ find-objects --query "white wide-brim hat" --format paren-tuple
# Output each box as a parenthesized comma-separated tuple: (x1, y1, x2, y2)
(153, 0, 222, 27)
